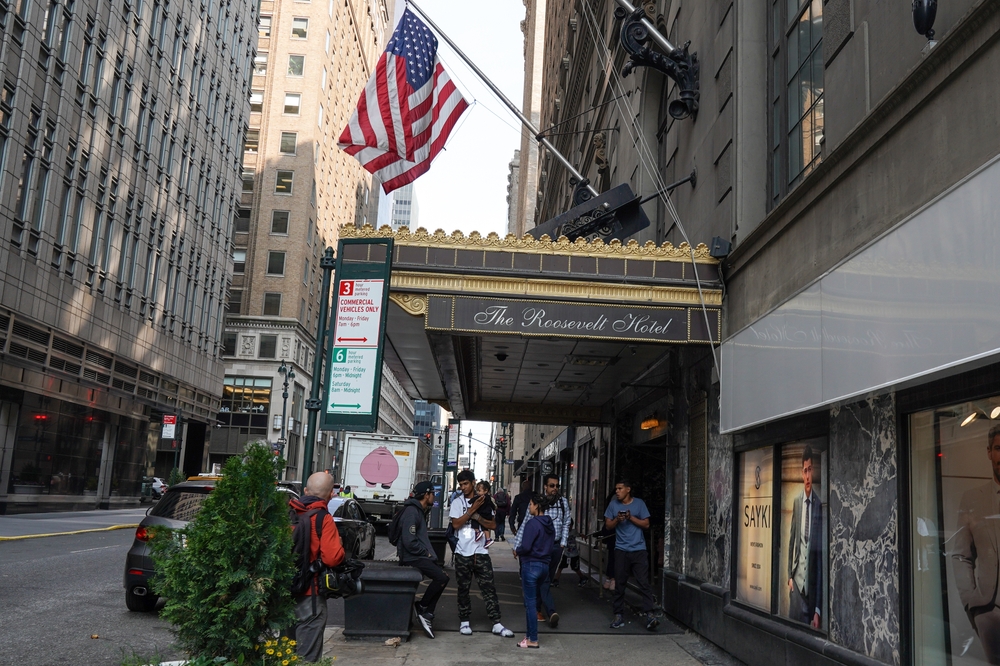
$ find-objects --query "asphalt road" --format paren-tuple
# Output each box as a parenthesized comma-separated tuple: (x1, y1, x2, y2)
(0, 522, 398, 666)
(0, 528, 179, 666)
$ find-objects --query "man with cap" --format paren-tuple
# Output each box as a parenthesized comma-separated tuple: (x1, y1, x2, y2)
(398, 480, 449, 639)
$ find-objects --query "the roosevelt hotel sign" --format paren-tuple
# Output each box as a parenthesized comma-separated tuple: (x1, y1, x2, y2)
(425, 296, 719, 344)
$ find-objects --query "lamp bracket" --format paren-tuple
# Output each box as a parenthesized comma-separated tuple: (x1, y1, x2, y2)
(615, 6, 699, 120)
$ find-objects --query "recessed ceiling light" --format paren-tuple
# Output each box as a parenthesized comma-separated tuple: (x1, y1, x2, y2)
(574, 372, 584, 376)
(537, 363, 549, 367)
(495, 345, 509, 349)
(529, 381, 540, 385)
(492, 385, 502, 389)
(493, 368, 504, 372)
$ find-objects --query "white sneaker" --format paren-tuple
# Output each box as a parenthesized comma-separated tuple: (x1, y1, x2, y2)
(417, 613, 435, 639)
(460, 623, 473, 635)
(492, 623, 514, 637)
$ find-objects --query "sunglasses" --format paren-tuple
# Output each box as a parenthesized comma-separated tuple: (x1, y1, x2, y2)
(547, 483, 560, 488)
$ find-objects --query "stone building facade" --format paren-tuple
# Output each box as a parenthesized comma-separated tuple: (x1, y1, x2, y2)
(0, 0, 256, 512)
(514, 0, 1000, 664)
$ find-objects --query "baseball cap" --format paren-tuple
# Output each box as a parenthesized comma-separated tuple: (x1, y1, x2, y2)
(413, 481, 435, 497)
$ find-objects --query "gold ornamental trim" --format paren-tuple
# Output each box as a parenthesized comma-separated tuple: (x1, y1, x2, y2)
(389, 271, 722, 307)
(388, 293, 428, 316)
(340, 223, 719, 264)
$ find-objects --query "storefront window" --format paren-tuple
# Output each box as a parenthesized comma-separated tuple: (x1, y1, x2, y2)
(735, 437, 828, 630)
(111, 417, 154, 496)
(7, 395, 107, 495)
(911, 400, 1000, 664)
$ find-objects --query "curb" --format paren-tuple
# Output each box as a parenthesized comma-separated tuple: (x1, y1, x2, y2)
(0, 523, 139, 542)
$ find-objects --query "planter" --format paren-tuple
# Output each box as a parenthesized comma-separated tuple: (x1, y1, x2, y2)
(343, 562, 423, 641)
(13, 484, 42, 495)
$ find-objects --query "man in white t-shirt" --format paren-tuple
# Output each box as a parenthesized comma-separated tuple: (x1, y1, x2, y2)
(449, 469, 514, 638)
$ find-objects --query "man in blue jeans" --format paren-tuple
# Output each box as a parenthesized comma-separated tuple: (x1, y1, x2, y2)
(604, 478, 660, 631)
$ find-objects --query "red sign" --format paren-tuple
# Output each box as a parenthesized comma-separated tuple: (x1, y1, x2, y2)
(162, 414, 177, 439)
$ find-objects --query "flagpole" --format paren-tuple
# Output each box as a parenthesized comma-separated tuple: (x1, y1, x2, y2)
(405, 0, 598, 199)
(613, 0, 677, 53)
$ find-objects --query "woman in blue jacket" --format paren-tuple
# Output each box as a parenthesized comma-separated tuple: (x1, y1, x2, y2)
(514, 493, 555, 648)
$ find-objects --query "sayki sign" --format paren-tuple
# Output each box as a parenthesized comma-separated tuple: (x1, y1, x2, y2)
(322, 238, 393, 432)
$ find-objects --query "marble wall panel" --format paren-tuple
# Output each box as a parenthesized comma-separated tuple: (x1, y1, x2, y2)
(829, 392, 900, 665)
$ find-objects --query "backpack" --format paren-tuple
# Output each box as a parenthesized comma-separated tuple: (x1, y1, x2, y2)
(289, 505, 365, 599)
(388, 503, 420, 547)
(290, 506, 327, 596)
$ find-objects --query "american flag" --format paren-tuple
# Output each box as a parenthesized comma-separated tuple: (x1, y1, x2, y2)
(338, 9, 470, 193)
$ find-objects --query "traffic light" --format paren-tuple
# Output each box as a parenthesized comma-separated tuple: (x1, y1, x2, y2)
(424, 433, 431, 447)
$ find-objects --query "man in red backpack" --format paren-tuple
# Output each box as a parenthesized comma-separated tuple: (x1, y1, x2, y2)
(289, 472, 345, 663)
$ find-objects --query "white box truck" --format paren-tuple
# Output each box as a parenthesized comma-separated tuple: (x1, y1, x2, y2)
(341, 432, 419, 525)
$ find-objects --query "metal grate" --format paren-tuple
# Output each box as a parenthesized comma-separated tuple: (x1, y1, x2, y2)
(12, 321, 51, 346)
(83, 368, 111, 384)
(85, 350, 113, 368)
(139, 371, 158, 385)
(0, 314, 10, 333)
(52, 337, 84, 358)
(112, 378, 136, 392)
(137, 387, 158, 400)
(50, 357, 82, 375)
(114, 361, 138, 378)
(8, 342, 47, 364)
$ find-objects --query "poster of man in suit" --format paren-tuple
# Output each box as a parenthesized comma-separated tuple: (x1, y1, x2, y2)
(780, 440, 827, 629)
(953, 423, 1000, 663)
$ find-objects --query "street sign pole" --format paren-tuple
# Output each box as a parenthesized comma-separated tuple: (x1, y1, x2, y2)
(321, 237, 394, 434)
(303, 247, 336, 482)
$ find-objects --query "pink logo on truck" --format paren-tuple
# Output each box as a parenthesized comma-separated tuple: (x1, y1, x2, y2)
(360, 446, 399, 489)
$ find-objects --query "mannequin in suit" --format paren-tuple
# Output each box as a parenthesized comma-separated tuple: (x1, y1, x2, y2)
(954, 424, 1000, 663)
(787, 445, 822, 628)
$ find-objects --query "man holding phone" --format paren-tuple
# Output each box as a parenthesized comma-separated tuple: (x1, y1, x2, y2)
(604, 478, 659, 631)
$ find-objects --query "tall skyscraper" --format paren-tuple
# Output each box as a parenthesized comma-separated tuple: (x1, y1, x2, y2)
(389, 182, 419, 230)
(221, 0, 411, 479)
(0, 0, 256, 513)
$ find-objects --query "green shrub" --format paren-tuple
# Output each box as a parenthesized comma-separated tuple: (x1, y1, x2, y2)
(150, 442, 296, 662)
(167, 467, 185, 487)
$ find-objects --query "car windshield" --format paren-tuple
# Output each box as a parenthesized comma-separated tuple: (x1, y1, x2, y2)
(150, 488, 212, 521)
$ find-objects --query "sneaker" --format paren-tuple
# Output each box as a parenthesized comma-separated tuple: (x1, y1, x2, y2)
(577, 577, 588, 587)
(548, 612, 559, 628)
(484, 537, 494, 548)
(608, 579, 616, 591)
(610, 614, 625, 629)
(417, 612, 435, 639)
(460, 623, 473, 636)
(551, 578, 560, 588)
(645, 614, 660, 631)
(537, 611, 547, 622)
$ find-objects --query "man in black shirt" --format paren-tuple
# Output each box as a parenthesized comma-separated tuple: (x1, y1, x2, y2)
(398, 481, 449, 639)
(508, 479, 533, 535)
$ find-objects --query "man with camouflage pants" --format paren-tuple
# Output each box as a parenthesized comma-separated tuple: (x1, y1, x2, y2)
(449, 469, 514, 637)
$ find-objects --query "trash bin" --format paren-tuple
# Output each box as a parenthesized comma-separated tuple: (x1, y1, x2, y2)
(427, 528, 448, 565)
(343, 562, 423, 641)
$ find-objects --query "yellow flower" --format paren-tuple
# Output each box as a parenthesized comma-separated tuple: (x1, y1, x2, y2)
(289, 641, 296, 646)
(266, 649, 274, 655)
(291, 658, 297, 662)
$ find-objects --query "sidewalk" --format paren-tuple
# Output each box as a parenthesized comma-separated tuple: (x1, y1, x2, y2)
(325, 542, 744, 665)
(0, 507, 145, 539)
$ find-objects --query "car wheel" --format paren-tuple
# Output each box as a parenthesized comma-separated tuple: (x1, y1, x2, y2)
(125, 587, 159, 612)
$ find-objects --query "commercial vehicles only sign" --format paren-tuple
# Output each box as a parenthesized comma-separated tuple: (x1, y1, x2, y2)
(322, 238, 393, 432)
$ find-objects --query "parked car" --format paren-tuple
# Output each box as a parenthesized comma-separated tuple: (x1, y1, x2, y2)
(123, 477, 299, 612)
(326, 497, 377, 561)
(150, 477, 167, 499)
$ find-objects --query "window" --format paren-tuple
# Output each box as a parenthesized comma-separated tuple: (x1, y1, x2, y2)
(258, 16, 271, 38)
(321, 67, 327, 90)
(317, 105, 323, 129)
(302, 259, 309, 284)
(220, 377, 272, 419)
(222, 332, 237, 355)
(241, 169, 255, 192)
(735, 438, 828, 630)
(253, 53, 267, 76)
(227, 289, 243, 312)
(287, 55, 304, 77)
(279, 132, 297, 154)
(769, 0, 824, 206)
(271, 210, 289, 234)
(244, 130, 259, 153)
(908, 398, 1000, 663)
(232, 250, 246, 273)
(259, 335, 277, 358)
(262, 292, 281, 316)
(274, 170, 293, 194)
(250, 90, 263, 113)
(266, 251, 285, 275)
(291, 18, 308, 38)
(325, 30, 331, 53)
(283, 93, 300, 115)
(235, 208, 251, 233)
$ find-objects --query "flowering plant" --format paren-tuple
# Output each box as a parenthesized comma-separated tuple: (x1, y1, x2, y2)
(258, 637, 299, 665)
